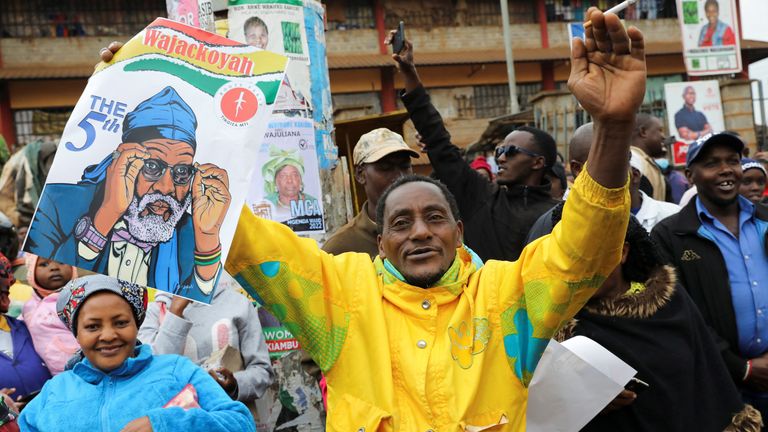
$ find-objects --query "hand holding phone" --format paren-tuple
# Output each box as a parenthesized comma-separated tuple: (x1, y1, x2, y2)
(392, 21, 405, 54)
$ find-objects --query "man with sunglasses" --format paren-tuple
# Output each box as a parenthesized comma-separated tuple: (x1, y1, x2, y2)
(389, 38, 559, 262)
(26, 87, 230, 302)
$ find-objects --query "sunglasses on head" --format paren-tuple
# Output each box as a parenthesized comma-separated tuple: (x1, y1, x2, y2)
(494, 144, 542, 162)
(141, 159, 196, 185)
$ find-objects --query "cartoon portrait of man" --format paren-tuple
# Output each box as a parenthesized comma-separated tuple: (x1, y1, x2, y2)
(26, 86, 231, 301)
(261, 146, 317, 220)
(244, 16, 269, 49)
(674, 85, 712, 141)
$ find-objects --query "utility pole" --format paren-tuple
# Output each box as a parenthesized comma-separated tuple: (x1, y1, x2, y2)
(500, 0, 520, 114)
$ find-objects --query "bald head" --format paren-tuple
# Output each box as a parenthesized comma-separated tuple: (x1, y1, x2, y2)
(569, 123, 594, 165)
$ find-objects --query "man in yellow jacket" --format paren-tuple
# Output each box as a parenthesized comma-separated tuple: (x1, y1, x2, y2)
(226, 9, 645, 431)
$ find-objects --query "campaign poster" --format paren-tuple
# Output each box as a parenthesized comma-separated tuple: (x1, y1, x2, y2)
(229, 0, 327, 233)
(664, 80, 725, 146)
(247, 118, 325, 233)
(228, 0, 313, 119)
(677, 0, 742, 76)
(166, 0, 216, 32)
(24, 18, 287, 303)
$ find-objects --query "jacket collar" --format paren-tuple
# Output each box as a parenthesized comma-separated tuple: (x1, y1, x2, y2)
(673, 198, 706, 235)
(582, 265, 677, 319)
(500, 179, 553, 199)
(6, 316, 30, 359)
(674, 196, 768, 235)
(72, 343, 152, 384)
(376, 246, 482, 311)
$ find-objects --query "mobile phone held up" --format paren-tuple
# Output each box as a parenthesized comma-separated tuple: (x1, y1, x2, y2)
(392, 21, 405, 54)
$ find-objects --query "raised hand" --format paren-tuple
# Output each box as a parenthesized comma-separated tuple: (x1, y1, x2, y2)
(98, 41, 123, 64)
(169, 295, 192, 317)
(191, 163, 231, 262)
(93, 143, 150, 236)
(385, 30, 420, 93)
(567, 8, 646, 123)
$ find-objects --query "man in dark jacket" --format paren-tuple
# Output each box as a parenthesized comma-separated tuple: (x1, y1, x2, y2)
(651, 132, 768, 418)
(392, 39, 559, 262)
(526, 122, 593, 243)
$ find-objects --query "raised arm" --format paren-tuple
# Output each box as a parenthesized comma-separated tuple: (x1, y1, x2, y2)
(390, 35, 493, 217)
(568, 9, 645, 187)
(496, 8, 645, 384)
(225, 206, 370, 373)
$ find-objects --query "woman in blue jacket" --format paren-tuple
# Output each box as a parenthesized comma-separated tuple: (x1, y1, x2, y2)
(18, 274, 255, 432)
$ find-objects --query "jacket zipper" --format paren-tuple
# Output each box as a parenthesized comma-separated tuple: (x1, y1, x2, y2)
(100, 377, 115, 432)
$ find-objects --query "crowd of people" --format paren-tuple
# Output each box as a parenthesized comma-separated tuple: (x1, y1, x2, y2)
(0, 6, 768, 432)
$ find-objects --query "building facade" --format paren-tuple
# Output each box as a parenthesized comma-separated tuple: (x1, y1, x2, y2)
(0, 0, 765, 154)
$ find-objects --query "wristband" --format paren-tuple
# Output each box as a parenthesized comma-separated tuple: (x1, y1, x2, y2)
(744, 360, 753, 381)
(194, 244, 221, 267)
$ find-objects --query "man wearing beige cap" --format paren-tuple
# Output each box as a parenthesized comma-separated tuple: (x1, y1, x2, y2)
(322, 128, 418, 257)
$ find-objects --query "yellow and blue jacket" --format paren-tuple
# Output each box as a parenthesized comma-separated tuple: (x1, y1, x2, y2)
(226, 171, 630, 431)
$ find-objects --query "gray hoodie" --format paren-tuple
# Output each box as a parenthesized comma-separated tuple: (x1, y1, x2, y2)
(138, 272, 273, 402)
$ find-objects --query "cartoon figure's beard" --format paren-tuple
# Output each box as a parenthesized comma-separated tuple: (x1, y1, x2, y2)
(122, 192, 191, 243)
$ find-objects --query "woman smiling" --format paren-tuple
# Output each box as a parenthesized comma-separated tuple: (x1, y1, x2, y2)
(17, 275, 255, 432)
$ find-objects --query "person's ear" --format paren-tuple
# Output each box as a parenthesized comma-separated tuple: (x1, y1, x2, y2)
(532, 156, 546, 170)
(455, 220, 464, 248)
(354, 164, 366, 185)
(377, 233, 386, 259)
(569, 160, 582, 178)
(685, 167, 694, 185)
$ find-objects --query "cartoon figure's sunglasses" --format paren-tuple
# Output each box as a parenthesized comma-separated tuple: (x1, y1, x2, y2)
(141, 159, 196, 185)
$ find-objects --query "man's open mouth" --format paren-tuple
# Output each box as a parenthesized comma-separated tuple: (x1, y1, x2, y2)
(716, 180, 736, 193)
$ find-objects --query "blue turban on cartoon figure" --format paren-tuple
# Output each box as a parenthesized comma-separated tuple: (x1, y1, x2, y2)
(25, 86, 231, 302)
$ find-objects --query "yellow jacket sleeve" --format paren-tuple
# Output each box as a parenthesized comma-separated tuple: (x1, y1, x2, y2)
(225, 206, 373, 372)
(493, 170, 630, 386)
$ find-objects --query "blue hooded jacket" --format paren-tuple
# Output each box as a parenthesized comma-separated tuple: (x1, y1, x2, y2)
(18, 344, 255, 431)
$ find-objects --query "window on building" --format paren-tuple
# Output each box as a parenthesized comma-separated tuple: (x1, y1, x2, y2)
(466, 83, 541, 119)
(326, 0, 376, 30)
(544, 0, 677, 23)
(13, 108, 72, 147)
(385, 3, 455, 29)
(332, 92, 382, 121)
(461, 0, 535, 26)
(0, 0, 165, 38)
(473, 85, 510, 119)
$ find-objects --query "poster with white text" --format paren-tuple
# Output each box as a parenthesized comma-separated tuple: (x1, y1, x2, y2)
(246, 117, 325, 233)
(24, 19, 287, 303)
(677, 0, 742, 76)
(665, 80, 725, 145)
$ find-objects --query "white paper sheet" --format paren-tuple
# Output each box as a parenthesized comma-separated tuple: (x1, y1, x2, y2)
(526, 336, 636, 432)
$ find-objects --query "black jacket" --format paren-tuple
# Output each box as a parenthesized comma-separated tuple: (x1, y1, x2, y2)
(556, 266, 757, 432)
(650, 198, 768, 384)
(401, 86, 559, 262)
